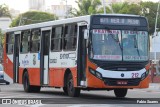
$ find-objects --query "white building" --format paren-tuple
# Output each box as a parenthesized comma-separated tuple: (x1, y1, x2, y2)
(29, 0, 45, 11)
(46, 2, 72, 19)
(0, 17, 12, 32)
(150, 32, 160, 62)
(10, 8, 20, 18)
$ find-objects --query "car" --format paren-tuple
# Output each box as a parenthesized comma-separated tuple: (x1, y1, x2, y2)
(0, 64, 10, 85)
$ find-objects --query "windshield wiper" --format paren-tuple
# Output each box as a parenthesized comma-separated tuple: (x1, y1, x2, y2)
(110, 34, 123, 52)
(134, 36, 141, 58)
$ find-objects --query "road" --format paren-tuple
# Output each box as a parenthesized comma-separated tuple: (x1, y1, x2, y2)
(0, 84, 160, 107)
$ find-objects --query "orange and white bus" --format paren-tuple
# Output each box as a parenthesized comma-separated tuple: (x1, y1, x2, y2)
(3, 14, 150, 97)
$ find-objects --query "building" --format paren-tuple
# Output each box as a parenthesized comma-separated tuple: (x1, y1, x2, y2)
(0, 17, 12, 32)
(122, 0, 142, 4)
(10, 8, 20, 18)
(29, 0, 45, 11)
(105, 0, 141, 4)
(105, 0, 122, 4)
(46, 2, 72, 19)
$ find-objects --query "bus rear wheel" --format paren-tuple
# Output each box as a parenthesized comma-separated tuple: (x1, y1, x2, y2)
(67, 73, 80, 97)
(114, 88, 127, 98)
(23, 72, 41, 93)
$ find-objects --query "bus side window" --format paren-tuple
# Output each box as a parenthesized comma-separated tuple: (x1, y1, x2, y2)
(6, 33, 14, 54)
(63, 24, 77, 50)
(20, 30, 30, 53)
(51, 26, 62, 51)
(30, 29, 40, 53)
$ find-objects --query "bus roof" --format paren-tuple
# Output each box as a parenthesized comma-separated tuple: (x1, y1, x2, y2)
(6, 14, 145, 33)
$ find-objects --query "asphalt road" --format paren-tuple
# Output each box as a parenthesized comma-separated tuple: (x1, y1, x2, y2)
(0, 84, 160, 107)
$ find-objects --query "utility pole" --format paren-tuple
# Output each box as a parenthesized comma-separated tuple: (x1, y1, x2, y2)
(153, 0, 160, 64)
(65, 0, 68, 18)
(154, 0, 160, 37)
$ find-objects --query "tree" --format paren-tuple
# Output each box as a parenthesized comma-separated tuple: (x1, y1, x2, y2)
(10, 11, 58, 27)
(70, 0, 102, 16)
(105, 2, 159, 34)
(140, 1, 159, 35)
(0, 29, 4, 56)
(0, 4, 11, 18)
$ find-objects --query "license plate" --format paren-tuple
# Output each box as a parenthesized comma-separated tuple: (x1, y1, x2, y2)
(117, 81, 128, 85)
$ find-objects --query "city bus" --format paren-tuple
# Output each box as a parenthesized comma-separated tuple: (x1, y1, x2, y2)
(3, 14, 150, 97)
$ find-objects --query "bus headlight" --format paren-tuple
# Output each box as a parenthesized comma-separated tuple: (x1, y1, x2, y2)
(141, 70, 149, 80)
(141, 72, 146, 80)
(89, 68, 102, 80)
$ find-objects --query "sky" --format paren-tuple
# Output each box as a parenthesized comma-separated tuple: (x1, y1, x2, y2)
(0, 0, 77, 13)
(0, 0, 159, 13)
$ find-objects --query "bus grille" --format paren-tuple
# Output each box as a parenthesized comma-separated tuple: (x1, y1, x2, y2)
(103, 78, 141, 86)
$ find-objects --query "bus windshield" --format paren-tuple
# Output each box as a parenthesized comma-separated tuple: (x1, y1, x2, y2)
(122, 30, 148, 61)
(91, 29, 148, 61)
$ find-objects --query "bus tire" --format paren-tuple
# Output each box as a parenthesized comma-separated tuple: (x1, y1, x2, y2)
(67, 73, 80, 97)
(114, 88, 127, 98)
(23, 72, 32, 92)
(23, 72, 41, 93)
(6, 82, 10, 85)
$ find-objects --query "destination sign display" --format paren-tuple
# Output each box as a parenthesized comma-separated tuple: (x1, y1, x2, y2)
(92, 16, 147, 26)
(100, 18, 140, 25)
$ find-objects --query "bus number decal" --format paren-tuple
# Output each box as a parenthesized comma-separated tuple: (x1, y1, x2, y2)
(60, 54, 69, 59)
(50, 59, 57, 63)
(132, 73, 139, 78)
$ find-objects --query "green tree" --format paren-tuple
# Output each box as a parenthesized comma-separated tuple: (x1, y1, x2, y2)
(106, 2, 158, 34)
(70, 0, 102, 16)
(10, 11, 58, 27)
(140, 1, 159, 34)
(0, 4, 11, 17)
(0, 29, 4, 51)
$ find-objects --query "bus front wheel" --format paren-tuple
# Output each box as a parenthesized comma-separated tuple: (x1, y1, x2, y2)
(114, 88, 127, 98)
(67, 73, 80, 97)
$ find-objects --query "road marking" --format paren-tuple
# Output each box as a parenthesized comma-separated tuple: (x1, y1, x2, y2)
(21, 104, 45, 107)
(130, 90, 160, 94)
(68, 104, 123, 107)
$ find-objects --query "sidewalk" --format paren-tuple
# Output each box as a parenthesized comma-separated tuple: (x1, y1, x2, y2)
(149, 83, 160, 90)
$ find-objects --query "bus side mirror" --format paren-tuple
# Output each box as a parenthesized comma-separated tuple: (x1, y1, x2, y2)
(84, 29, 89, 39)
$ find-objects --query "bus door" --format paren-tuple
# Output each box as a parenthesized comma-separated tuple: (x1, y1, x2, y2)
(40, 27, 51, 85)
(13, 31, 21, 83)
(77, 22, 87, 86)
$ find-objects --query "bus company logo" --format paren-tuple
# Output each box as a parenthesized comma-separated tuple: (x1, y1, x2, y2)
(33, 54, 36, 65)
(121, 73, 124, 77)
(22, 55, 29, 66)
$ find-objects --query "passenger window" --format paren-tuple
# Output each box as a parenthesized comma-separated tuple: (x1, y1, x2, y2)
(51, 26, 62, 51)
(6, 33, 14, 54)
(30, 29, 40, 52)
(63, 24, 77, 50)
(20, 30, 30, 53)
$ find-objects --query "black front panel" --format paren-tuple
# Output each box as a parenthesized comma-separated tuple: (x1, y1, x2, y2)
(104, 78, 141, 86)
(92, 60, 148, 71)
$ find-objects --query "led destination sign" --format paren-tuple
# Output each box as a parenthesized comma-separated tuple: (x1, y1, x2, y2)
(100, 18, 140, 25)
(92, 16, 147, 26)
